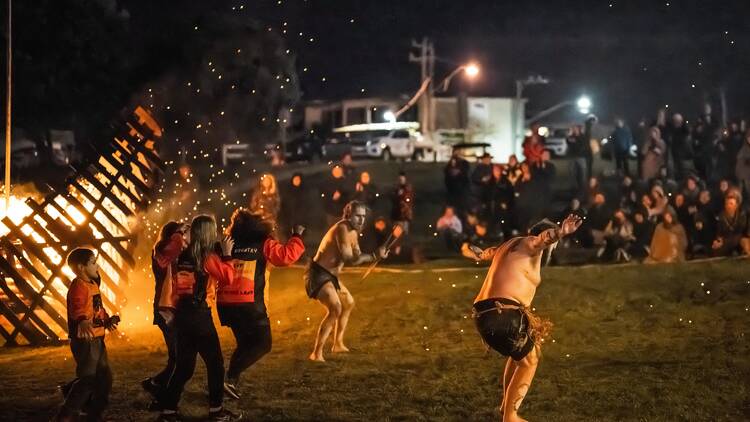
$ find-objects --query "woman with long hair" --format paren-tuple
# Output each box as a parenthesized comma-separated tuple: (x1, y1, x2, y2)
(249, 173, 281, 228)
(158, 215, 241, 422)
(217, 208, 305, 398)
(141, 221, 188, 403)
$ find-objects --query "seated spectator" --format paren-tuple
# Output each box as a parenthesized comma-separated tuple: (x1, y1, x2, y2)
(711, 189, 750, 256)
(645, 207, 688, 264)
(649, 184, 669, 218)
(681, 173, 702, 205)
(711, 178, 732, 212)
(673, 194, 693, 232)
(637, 193, 657, 222)
(618, 175, 638, 214)
(585, 176, 602, 207)
(561, 198, 590, 247)
(436, 206, 464, 251)
(600, 209, 635, 262)
(586, 192, 611, 246)
(655, 166, 679, 194)
(631, 210, 655, 259)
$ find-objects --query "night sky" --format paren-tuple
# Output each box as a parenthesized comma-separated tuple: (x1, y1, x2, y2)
(249, 0, 750, 122)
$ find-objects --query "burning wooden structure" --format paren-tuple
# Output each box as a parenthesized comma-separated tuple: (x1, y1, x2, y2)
(0, 107, 163, 346)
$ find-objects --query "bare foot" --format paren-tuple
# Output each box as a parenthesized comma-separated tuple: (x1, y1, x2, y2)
(308, 352, 325, 362)
(502, 413, 527, 422)
(331, 344, 350, 353)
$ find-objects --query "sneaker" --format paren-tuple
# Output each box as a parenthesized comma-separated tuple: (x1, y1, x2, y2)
(147, 400, 163, 412)
(208, 407, 243, 422)
(223, 382, 241, 400)
(141, 377, 161, 398)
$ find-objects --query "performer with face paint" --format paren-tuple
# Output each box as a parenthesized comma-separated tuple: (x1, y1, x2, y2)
(462, 214, 582, 422)
(306, 200, 389, 362)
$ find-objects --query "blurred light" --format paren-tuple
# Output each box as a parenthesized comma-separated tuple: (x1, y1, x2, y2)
(464, 63, 480, 78)
(383, 111, 396, 123)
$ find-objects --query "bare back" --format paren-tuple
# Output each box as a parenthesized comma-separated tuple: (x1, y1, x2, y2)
(474, 236, 544, 306)
(313, 221, 361, 276)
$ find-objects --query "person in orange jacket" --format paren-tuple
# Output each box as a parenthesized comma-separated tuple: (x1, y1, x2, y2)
(56, 247, 120, 422)
(217, 208, 306, 399)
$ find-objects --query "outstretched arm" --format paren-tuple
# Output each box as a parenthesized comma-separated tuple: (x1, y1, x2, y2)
(461, 242, 502, 261)
(525, 214, 583, 255)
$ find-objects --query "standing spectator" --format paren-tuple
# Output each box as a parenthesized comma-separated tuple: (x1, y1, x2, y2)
(522, 123, 545, 165)
(692, 117, 713, 179)
(711, 190, 750, 256)
(444, 149, 470, 215)
(567, 124, 588, 199)
(436, 206, 464, 251)
(280, 173, 307, 232)
(340, 152, 357, 180)
(583, 115, 597, 181)
(645, 207, 688, 263)
(249, 174, 281, 230)
(391, 171, 415, 255)
(323, 165, 350, 226)
(610, 117, 633, 176)
(513, 162, 540, 232)
(470, 153, 494, 217)
(490, 164, 514, 237)
(641, 127, 667, 181)
(353, 171, 378, 208)
(713, 129, 735, 182)
(532, 150, 556, 217)
(734, 129, 750, 207)
(503, 154, 523, 186)
(667, 113, 691, 179)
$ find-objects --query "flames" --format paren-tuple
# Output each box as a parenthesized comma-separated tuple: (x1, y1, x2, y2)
(0, 106, 162, 346)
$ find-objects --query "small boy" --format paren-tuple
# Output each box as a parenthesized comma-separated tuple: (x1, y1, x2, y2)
(56, 247, 119, 422)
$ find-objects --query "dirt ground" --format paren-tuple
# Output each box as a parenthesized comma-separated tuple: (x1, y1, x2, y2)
(1, 258, 748, 421)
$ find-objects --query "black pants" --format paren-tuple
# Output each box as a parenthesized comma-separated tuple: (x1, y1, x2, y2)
(60, 337, 112, 418)
(152, 318, 177, 387)
(161, 306, 224, 410)
(226, 320, 272, 383)
(615, 151, 630, 176)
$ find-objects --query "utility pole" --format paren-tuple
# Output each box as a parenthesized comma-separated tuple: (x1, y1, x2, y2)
(409, 37, 434, 140)
(4, 0, 11, 212)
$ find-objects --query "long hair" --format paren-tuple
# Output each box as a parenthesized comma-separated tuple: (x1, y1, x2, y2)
(154, 221, 180, 254)
(189, 215, 218, 270)
(226, 208, 271, 244)
(342, 200, 368, 219)
(258, 173, 278, 195)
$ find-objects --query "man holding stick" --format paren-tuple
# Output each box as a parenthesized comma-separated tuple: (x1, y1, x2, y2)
(306, 200, 389, 362)
(462, 215, 582, 422)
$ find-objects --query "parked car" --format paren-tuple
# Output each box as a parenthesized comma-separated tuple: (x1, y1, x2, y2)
(322, 129, 389, 160)
(450, 142, 492, 162)
(544, 128, 569, 157)
(284, 133, 323, 162)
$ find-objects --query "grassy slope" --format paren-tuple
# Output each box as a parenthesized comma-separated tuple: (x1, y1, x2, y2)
(0, 259, 748, 421)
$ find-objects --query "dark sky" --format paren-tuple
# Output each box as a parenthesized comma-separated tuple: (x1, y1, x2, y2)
(247, 0, 750, 122)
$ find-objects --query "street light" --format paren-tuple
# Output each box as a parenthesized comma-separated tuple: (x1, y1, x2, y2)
(436, 62, 480, 93)
(576, 96, 592, 114)
(383, 110, 396, 123)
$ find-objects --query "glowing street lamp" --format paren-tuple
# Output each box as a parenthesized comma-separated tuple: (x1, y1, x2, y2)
(464, 63, 480, 78)
(576, 96, 592, 114)
(383, 110, 396, 123)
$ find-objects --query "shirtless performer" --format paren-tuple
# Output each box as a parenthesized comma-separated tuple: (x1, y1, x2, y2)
(463, 215, 582, 422)
(306, 200, 388, 362)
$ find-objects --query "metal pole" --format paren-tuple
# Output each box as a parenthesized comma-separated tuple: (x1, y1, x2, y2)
(4, 0, 11, 213)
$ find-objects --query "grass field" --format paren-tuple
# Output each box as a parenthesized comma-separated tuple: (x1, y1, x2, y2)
(0, 258, 748, 421)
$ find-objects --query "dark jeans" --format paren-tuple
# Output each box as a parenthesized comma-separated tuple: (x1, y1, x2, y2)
(226, 317, 272, 383)
(161, 306, 224, 410)
(570, 157, 587, 200)
(152, 317, 177, 387)
(60, 337, 112, 418)
(615, 151, 630, 176)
